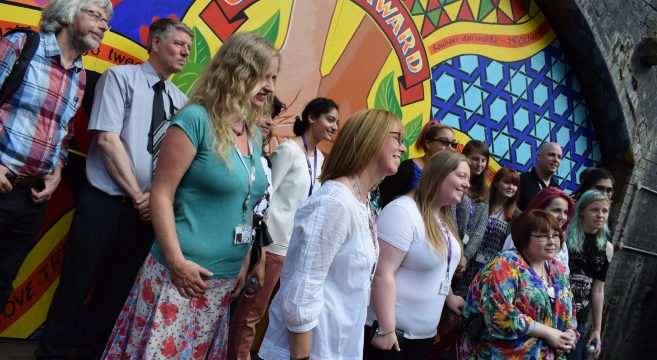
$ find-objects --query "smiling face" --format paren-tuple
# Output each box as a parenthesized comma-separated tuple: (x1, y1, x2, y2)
(150, 29, 193, 77)
(250, 57, 279, 109)
(525, 229, 561, 262)
(581, 200, 610, 234)
(425, 128, 456, 155)
(495, 177, 518, 201)
(537, 142, 563, 176)
(544, 197, 569, 229)
(468, 152, 488, 176)
(436, 161, 471, 207)
(69, 4, 110, 54)
(309, 108, 339, 142)
(375, 125, 407, 177)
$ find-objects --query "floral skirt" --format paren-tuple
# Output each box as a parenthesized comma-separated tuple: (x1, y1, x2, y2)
(102, 254, 236, 360)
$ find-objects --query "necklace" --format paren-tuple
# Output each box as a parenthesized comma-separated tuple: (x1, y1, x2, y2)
(232, 121, 246, 136)
(348, 176, 378, 255)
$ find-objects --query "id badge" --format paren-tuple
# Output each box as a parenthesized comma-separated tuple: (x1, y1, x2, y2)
(439, 279, 451, 295)
(234, 224, 253, 245)
(462, 234, 470, 245)
(475, 253, 489, 265)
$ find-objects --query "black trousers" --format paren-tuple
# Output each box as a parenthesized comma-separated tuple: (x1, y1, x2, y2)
(363, 325, 435, 360)
(0, 187, 47, 310)
(35, 185, 153, 360)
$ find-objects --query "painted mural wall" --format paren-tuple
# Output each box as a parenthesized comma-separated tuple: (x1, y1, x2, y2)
(0, 0, 601, 339)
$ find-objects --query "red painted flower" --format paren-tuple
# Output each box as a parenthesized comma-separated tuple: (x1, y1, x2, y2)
(143, 280, 155, 304)
(161, 336, 178, 357)
(158, 302, 179, 325)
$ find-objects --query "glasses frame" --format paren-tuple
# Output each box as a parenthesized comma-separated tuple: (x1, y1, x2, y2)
(530, 233, 560, 243)
(592, 185, 614, 197)
(428, 137, 458, 149)
(389, 131, 404, 146)
(80, 8, 111, 29)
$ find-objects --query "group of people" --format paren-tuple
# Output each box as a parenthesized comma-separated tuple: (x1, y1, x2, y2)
(0, 1, 616, 360)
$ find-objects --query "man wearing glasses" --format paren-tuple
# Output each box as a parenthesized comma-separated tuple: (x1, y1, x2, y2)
(36, 18, 193, 360)
(0, 0, 112, 315)
(518, 142, 563, 210)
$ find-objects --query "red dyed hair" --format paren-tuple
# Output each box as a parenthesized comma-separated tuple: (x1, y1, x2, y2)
(525, 187, 575, 232)
(414, 120, 453, 152)
(489, 167, 520, 221)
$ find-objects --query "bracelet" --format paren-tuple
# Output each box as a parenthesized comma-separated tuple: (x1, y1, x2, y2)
(374, 327, 395, 337)
(290, 356, 310, 360)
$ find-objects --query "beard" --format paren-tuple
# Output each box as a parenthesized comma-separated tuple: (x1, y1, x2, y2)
(69, 23, 99, 54)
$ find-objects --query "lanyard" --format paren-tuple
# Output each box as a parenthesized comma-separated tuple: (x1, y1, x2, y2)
(466, 201, 476, 231)
(235, 135, 256, 223)
(301, 134, 317, 196)
(523, 258, 558, 305)
(438, 217, 453, 280)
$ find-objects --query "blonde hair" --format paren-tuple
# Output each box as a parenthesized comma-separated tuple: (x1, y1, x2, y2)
(320, 109, 401, 183)
(413, 150, 468, 255)
(188, 32, 279, 162)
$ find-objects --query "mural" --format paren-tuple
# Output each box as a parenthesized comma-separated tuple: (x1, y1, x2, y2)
(0, 0, 601, 339)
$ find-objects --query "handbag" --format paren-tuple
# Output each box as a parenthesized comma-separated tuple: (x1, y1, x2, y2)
(249, 218, 273, 271)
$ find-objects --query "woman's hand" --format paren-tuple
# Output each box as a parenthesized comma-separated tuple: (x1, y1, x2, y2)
(445, 293, 465, 315)
(587, 329, 602, 359)
(170, 259, 212, 298)
(544, 327, 575, 354)
(229, 259, 249, 301)
(370, 332, 400, 352)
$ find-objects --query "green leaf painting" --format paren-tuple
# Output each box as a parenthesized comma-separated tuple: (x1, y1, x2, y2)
(374, 72, 402, 119)
(252, 10, 280, 45)
(401, 113, 422, 161)
(172, 27, 211, 95)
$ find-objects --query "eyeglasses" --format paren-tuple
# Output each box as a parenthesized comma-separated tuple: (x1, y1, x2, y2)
(531, 233, 560, 243)
(592, 186, 614, 197)
(429, 137, 458, 149)
(390, 131, 404, 146)
(81, 9, 111, 29)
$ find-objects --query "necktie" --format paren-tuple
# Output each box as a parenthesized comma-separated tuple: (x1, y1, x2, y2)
(149, 80, 166, 171)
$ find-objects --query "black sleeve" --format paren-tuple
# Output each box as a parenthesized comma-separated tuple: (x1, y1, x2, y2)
(378, 159, 415, 208)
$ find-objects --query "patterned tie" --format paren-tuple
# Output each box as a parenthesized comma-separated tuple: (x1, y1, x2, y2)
(149, 80, 166, 171)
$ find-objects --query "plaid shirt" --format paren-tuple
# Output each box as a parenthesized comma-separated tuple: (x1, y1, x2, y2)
(0, 31, 85, 177)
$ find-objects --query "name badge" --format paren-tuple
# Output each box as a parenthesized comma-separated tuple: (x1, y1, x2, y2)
(234, 224, 253, 245)
(439, 279, 451, 295)
(475, 253, 490, 265)
(462, 234, 470, 245)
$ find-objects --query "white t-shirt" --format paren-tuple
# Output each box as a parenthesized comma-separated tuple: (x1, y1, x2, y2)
(366, 196, 462, 339)
(502, 233, 570, 275)
(259, 181, 378, 360)
(265, 140, 324, 256)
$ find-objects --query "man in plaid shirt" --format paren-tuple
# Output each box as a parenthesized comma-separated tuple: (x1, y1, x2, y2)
(0, 0, 113, 310)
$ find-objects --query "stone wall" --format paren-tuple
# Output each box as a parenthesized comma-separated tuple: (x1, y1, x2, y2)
(538, 1, 657, 358)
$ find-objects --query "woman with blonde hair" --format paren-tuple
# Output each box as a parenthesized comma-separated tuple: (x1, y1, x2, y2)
(378, 120, 456, 208)
(364, 150, 468, 359)
(259, 109, 406, 360)
(102, 32, 279, 359)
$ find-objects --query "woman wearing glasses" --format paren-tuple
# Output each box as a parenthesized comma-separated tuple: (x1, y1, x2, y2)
(378, 121, 456, 208)
(460, 210, 578, 359)
(258, 109, 406, 360)
(564, 190, 613, 360)
(572, 168, 615, 201)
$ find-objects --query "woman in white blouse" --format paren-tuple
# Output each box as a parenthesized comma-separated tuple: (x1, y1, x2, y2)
(229, 97, 338, 359)
(364, 150, 469, 359)
(259, 109, 407, 360)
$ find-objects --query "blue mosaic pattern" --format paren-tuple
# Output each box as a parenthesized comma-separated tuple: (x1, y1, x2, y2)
(431, 39, 602, 192)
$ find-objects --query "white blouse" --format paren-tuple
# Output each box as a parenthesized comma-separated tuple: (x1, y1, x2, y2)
(265, 140, 324, 256)
(259, 181, 378, 360)
(366, 196, 461, 339)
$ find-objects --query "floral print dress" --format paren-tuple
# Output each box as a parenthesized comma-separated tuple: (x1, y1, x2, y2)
(460, 250, 578, 359)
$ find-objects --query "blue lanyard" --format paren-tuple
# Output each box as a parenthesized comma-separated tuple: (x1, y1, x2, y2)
(466, 201, 476, 231)
(301, 134, 317, 197)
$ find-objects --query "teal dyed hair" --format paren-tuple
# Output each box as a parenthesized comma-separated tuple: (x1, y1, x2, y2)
(566, 190, 610, 253)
